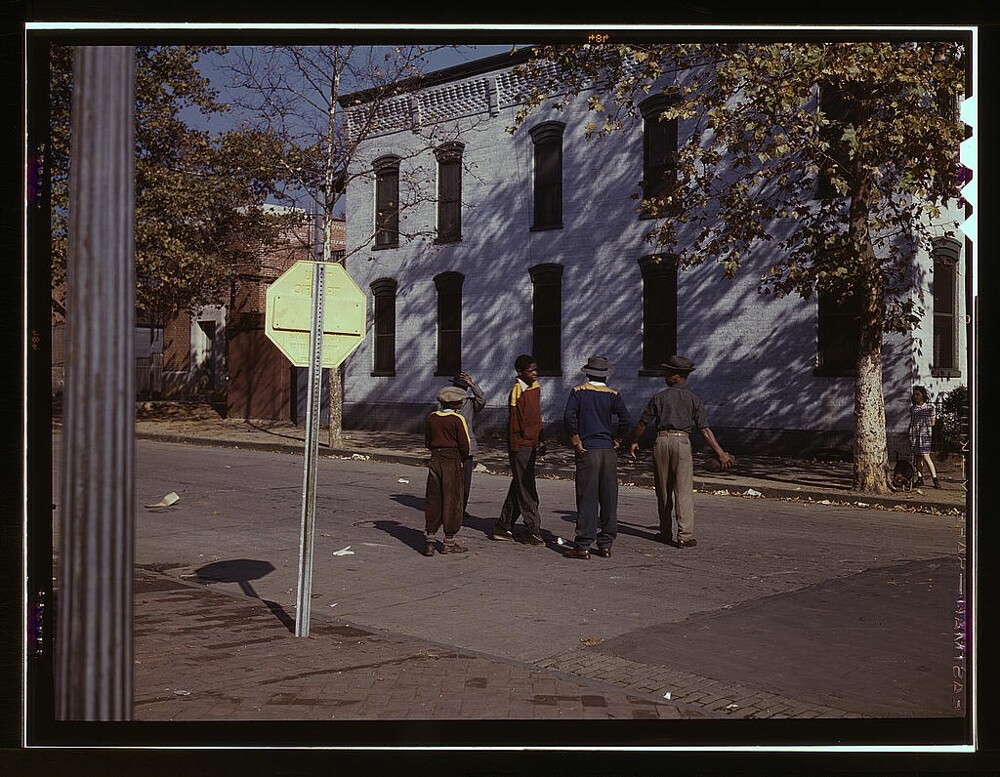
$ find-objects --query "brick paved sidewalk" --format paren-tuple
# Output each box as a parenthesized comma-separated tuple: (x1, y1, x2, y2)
(133, 569, 709, 727)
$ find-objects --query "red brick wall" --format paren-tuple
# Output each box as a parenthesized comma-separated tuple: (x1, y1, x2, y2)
(162, 311, 191, 373)
(227, 325, 294, 420)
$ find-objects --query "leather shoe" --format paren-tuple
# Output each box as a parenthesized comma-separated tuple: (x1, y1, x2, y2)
(523, 534, 546, 546)
(562, 547, 591, 559)
(676, 538, 698, 548)
(442, 542, 468, 554)
(593, 547, 612, 558)
(421, 542, 436, 556)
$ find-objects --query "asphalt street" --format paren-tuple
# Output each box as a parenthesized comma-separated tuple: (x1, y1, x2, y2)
(51, 437, 967, 724)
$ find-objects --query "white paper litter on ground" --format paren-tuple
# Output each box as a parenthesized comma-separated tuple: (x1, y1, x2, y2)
(145, 492, 180, 508)
(332, 546, 354, 556)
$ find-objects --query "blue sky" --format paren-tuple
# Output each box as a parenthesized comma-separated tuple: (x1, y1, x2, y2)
(188, 44, 526, 134)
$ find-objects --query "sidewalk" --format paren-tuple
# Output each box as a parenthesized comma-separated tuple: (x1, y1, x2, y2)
(131, 402, 968, 516)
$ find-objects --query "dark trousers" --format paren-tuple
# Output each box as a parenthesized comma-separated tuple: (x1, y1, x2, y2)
(573, 448, 618, 550)
(425, 449, 464, 537)
(497, 447, 541, 535)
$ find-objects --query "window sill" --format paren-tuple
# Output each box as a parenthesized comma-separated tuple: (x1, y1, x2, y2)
(371, 371, 396, 378)
(638, 368, 667, 377)
(536, 370, 562, 377)
(931, 368, 962, 379)
(434, 236, 462, 245)
(372, 243, 399, 252)
(530, 224, 563, 232)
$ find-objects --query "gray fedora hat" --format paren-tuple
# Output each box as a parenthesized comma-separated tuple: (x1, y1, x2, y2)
(660, 355, 696, 373)
(581, 355, 612, 377)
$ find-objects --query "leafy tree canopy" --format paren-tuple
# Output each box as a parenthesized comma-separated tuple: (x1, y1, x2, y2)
(50, 45, 305, 321)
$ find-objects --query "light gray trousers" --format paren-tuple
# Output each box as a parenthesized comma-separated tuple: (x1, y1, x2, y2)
(652, 433, 695, 541)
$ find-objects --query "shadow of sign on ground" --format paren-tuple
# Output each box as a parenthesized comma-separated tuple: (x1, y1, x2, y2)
(194, 558, 295, 633)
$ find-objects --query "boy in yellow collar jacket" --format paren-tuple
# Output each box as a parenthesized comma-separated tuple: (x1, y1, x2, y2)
(423, 386, 471, 556)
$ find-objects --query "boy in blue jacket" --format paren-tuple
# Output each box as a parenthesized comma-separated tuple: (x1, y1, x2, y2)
(562, 356, 631, 559)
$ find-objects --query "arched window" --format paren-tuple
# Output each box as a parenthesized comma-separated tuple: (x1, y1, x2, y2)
(434, 272, 464, 376)
(529, 121, 565, 231)
(373, 155, 400, 249)
(529, 263, 563, 375)
(370, 278, 398, 376)
(932, 236, 962, 377)
(638, 255, 678, 373)
(434, 142, 464, 243)
(638, 95, 678, 214)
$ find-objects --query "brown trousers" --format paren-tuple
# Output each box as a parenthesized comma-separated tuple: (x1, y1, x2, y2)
(425, 449, 464, 537)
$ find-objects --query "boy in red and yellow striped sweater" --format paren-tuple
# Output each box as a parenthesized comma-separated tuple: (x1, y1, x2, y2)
(492, 354, 546, 545)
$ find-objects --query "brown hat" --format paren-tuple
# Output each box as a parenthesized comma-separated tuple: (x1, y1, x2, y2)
(437, 386, 467, 404)
(660, 355, 695, 374)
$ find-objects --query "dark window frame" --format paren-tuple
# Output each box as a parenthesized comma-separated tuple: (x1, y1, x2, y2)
(814, 287, 861, 377)
(816, 86, 856, 200)
(373, 155, 400, 250)
(638, 255, 679, 375)
(931, 237, 962, 378)
(370, 277, 398, 377)
(529, 263, 563, 376)
(638, 95, 679, 217)
(434, 271, 464, 377)
(529, 121, 565, 231)
(434, 142, 464, 244)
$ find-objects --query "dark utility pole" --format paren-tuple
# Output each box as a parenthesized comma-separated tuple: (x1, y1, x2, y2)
(56, 46, 136, 721)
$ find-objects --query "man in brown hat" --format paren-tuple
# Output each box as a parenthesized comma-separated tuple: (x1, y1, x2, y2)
(423, 386, 472, 556)
(629, 355, 733, 547)
(561, 355, 631, 559)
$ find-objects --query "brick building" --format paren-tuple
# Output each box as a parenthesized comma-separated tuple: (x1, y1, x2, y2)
(51, 207, 347, 421)
(335, 48, 968, 456)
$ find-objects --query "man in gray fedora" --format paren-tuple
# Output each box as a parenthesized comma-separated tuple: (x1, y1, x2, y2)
(561, 355, 632, 559)
(629, 355, 733, 548)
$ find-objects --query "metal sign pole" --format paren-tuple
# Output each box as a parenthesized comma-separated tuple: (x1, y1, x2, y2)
(294, 262, 326, 637)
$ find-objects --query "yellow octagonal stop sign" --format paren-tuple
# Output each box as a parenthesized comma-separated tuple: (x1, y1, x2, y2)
(265, 261, 367, 368)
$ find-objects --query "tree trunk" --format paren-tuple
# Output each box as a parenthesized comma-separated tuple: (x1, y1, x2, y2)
(328, 365, 344, 447)
(325, 65, 344, 449)
(852, 307, 890, 493)
(848, 169, 890, 494)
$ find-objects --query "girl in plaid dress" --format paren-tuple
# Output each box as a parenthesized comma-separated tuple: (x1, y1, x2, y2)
(908, 386, 939, 488)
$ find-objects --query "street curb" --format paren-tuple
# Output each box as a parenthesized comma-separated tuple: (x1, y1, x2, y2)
(136, 431, 966, 516)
